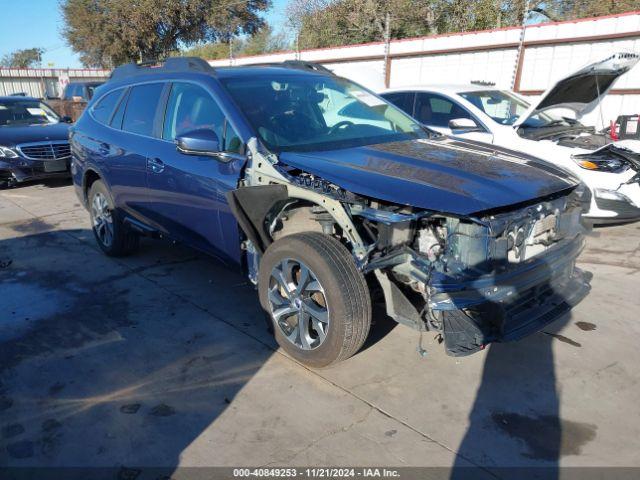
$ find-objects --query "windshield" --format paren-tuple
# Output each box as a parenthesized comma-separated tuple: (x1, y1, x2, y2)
(221, 74, 426, 152)
(460, 90, 571, 128)
(0, 100, 60, 126)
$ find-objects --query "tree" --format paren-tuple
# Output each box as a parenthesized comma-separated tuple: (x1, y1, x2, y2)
(242, 24, 290, 56)
(179, 42, 238, 61)
(286, 0, 640, 50)
(287, 0, 440, 49)
(529, 0, 639, 22)
(179, 23, 290, 60)
(60, 0, 271, 68)
(0, 48, 44, 68)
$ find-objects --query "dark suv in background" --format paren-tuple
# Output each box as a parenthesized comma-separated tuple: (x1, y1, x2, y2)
(48, 81, 105, 122)
(70, 58, 591, 367)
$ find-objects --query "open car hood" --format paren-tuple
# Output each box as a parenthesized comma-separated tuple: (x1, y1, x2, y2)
(514, 52, 639, 127)
(278, 136, 577, 216)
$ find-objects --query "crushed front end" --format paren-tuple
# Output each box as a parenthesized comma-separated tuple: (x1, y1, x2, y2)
(230, 137, 592, 358)
(357, 188, 591, 356)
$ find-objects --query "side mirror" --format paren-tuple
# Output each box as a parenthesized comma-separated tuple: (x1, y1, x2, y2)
(176, 129, 221, 157)
(448, 118, 480, 132)
(61, 116, 73, 123)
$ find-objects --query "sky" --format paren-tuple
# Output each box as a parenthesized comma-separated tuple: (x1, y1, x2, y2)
(0, 0, 289, 69)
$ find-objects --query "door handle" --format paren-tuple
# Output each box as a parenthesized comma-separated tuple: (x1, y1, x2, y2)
(146, 157, 165, 174)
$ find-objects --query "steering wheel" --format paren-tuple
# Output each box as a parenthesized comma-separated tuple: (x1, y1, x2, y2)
(328, 120, 355, 135)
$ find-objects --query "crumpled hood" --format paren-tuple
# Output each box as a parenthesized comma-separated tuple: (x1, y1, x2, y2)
(278, 136, 577, 215)
(514, 52, 639, 127)
(0, 122, 70, 147)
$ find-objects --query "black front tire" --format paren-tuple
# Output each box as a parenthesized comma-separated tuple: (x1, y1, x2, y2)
(88, 180, 139, 257)
(259, 232, 372, 368)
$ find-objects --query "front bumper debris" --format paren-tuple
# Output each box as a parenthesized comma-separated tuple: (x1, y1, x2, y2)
(429, 236, 590, 355)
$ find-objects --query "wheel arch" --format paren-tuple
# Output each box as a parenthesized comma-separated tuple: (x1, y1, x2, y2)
(83, 168, 103, 203)
(226, 185, 363, 258)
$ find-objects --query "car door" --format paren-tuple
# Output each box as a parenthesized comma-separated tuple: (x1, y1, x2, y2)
(100, 82, 168, 226)
(145, 81, 245, 262)
(414, 92, 493, 143)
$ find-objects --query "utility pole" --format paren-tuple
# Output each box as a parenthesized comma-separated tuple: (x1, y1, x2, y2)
(383, 12, 391, 88)
(229, 37, 234, 66)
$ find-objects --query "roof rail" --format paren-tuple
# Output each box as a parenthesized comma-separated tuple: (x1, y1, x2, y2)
(250, 60, 334, 75)
(281, 60, 334, 75)
(110, 57, 215, 81)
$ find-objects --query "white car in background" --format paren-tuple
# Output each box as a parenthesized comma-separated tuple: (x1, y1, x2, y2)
(381, 52, 640, 224)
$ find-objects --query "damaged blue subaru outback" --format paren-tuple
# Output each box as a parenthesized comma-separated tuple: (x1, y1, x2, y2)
(70, 58, 591, 367)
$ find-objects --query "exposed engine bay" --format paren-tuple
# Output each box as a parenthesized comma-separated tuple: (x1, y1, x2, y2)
(227, 138, 592, 357)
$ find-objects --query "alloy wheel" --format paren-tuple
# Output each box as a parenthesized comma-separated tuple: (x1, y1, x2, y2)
(267, 258, 329, 350)
(91, 192, 114, 248)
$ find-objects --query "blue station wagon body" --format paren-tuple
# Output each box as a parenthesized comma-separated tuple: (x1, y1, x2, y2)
(71, 58, 591, 364)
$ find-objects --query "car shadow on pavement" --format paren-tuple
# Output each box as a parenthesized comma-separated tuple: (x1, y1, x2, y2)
(0, 227, 275, 479)
(0, 177, 72, 192)
(450, 258, 595, 479)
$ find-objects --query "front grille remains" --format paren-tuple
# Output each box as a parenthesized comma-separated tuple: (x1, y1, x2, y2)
(17, 142, 71, 160)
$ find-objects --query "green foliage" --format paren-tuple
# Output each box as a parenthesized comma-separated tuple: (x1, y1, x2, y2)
(287, 0, 640, 50)
(60, 0, 271, 68)
(242, 24, 290, 56)
(178, 42, 236, 61)
(179, 23, 291, 60)
(0, 48, 44, 68)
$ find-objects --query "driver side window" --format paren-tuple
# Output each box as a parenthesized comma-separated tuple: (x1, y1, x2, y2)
(163, 82, 241, 153)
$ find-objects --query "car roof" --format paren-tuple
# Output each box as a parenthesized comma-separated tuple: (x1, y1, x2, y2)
(215, 65, 331, 80)
(68, 81, 104, 86)
(382, 84, 502, 95)
(0, 96, 40, 102)
(109, 58, 335, 84)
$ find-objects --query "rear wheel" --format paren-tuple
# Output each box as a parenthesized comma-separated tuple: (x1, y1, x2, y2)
(259, 232, 371, 368)
(88, 180, 139, 256)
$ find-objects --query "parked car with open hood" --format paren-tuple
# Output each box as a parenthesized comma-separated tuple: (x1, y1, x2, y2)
(0, 96, 73, 188)
(382, 52, 640, 224)
(70, 58, 591, 366)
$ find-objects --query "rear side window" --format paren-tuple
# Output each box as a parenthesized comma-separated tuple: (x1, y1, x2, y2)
(122, 83, 164, 136)
(382, 92, 415, 116)
(415, 92, 472, 127)
(92, 90, 122, 125)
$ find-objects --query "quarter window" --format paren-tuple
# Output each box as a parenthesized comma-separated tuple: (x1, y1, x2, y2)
(91, 90, 122, 125)
(109, 88, 129, 129)
(122, 83, 164, 136)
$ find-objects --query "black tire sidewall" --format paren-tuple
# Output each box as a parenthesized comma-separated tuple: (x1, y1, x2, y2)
(259, 233, 369, 368)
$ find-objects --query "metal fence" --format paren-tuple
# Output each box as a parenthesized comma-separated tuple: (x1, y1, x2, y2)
(0, 68, 110, 99)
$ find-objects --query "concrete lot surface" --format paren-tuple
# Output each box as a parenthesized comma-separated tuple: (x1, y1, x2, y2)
(1, 180, 640, 478)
